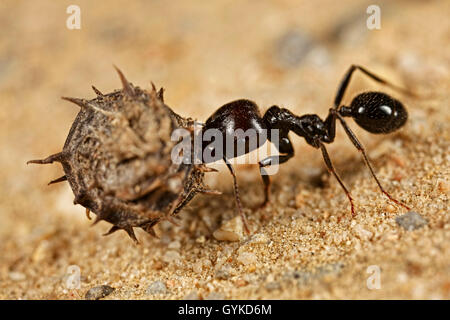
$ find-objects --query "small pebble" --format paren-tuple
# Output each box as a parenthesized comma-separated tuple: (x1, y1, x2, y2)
(192, 260, 203, 274)
(316, 262, 345, 276)
(396, 211, 428, 231)
(9, 271, 26, 281)
(85, 285, 115, 300)
(205, 292, 225, 300)
(184, 291, 199, 300)
(196, 235, 206, 244)
(153, 261, 164, 270)
(234, 279, 248, 287)
(166, 279, 177, 288)
(295, 192, 306, 208)
(353, 224, 373, 241)
(213, 216, 244, 242)
(237, 252, 257, 266)
(437, 180, 449, 194)
(215, 269, 230, 280)
(213, 229, 240, 242)
(31, 240, 50, 263)
(248, 233, 269, 244)
(168, 240, 181, 250)
(247, 264, 257, 273)
(163, 250, 181, 263)
(265, 281, 281, 291)
(146, 281, 167, 295)
(385, 204, 396, 213)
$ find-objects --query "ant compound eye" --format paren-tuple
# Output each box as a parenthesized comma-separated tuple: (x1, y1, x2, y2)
(349, 91, 408, 134)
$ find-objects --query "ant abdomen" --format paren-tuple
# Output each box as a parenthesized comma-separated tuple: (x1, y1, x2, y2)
(341, 91, 408, 134)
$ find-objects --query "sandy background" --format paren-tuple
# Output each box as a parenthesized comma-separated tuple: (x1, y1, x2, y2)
(0, 0, 448, 299)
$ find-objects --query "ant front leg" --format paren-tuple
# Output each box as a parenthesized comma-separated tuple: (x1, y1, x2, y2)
(258, 134, 294, 208)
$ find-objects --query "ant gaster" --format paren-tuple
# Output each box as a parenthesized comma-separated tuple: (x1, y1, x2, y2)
(202, 65, 413, 233)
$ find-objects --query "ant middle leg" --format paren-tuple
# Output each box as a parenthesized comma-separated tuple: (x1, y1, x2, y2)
(334, 65, 415, 108)
(258, 136, 294, 208)
(319, 142, 356, 217)
(223, 156, 250, 234)
(336, 114, 411, 211)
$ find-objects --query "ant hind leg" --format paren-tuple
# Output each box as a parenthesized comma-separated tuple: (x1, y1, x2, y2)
(336, 114, 410, 211)
(334, 65, 415, 109)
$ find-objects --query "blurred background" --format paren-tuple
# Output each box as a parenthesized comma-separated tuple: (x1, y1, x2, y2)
(0, 0, 448, 299)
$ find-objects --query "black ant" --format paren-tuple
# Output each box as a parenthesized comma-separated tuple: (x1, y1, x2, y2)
(202, 65, 413, 233)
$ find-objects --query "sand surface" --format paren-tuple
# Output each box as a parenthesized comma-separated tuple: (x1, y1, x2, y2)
(0, 0, 448, 299)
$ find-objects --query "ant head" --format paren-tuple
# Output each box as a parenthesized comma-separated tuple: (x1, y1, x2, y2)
(341, 91, 408, 134)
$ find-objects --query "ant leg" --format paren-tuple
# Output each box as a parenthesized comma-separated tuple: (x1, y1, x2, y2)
(223, 157, 250, 234)
(259, 174, 271, 208)
(336, 114, 411, 211)
(322, 109, 337, 143)
(259, 154, 294, 208)
(258, 136, 294, 207)
(334, 65, 415, 108)
(319, 143, 356, 217)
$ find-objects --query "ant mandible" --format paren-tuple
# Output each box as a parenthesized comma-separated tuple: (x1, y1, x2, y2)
(201, 65, 413, 233)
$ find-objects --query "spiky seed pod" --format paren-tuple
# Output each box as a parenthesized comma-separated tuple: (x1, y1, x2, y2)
(28, 67, 217, 243)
